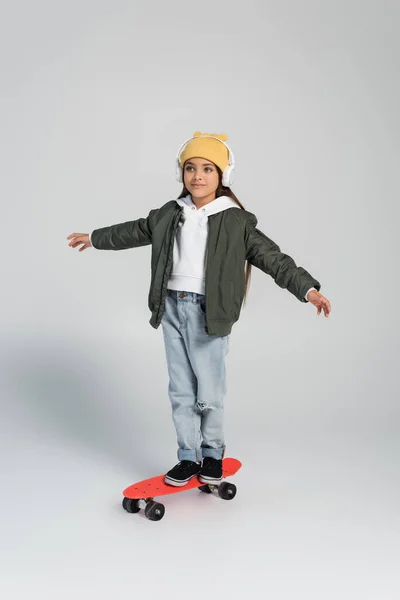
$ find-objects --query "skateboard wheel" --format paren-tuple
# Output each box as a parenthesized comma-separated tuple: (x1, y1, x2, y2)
(217, 482, 237, 500)
(199, 485, 212, 494)
(145, 501, 165, 521)
(122, 497, 141, 513)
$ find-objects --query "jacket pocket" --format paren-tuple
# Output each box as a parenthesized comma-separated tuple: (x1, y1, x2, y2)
(229, 280, 238, 318)
(231, 280, 241, 318)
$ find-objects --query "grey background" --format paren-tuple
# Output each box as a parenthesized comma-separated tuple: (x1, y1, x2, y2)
(1, 0, 399, 598)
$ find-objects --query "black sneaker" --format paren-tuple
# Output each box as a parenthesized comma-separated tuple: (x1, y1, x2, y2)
(164, 460, 201, 487)
(198, 457, 223, 484)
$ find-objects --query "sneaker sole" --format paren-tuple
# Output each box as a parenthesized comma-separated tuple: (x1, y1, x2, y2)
(198, 474, 223, 484)
(164, 473, 199, 487)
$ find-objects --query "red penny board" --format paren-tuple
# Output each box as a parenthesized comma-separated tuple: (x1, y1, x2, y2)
(123, 457, 242, 499)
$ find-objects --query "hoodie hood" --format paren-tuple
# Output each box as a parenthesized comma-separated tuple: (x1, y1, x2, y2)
(175, 194, 239, 218)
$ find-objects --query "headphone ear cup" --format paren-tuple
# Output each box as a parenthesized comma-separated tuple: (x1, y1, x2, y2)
(176, 160, 183, 182)
(222, 165, 235, 187)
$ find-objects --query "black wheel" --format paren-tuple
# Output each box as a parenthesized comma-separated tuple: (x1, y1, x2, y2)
(122, 497, 141, 513)
(199, 484, 213, 494)
(217, 482, 237, 500)
(145, 501, 165, 521)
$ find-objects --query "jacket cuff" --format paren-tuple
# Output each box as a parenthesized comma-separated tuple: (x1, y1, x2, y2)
(89, 230, 99, 250)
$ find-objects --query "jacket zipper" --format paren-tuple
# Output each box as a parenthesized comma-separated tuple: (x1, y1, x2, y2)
(155, 208, 182, 326)
(204, 219, 211, 335)
(204, 245, 209, 334)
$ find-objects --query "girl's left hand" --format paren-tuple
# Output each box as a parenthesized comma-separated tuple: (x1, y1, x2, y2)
(306, 290, 331, 318)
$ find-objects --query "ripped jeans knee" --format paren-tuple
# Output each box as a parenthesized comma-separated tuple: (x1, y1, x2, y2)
(196, 401, 216, 413)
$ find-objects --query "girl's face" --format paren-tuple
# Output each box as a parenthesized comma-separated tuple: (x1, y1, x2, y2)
(183, 157, 219, 202)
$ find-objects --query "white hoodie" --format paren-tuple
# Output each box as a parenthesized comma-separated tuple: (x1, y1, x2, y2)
(167, 194, 239, 295)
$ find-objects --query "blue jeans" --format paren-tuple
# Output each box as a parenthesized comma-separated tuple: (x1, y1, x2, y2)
(161, 290, 230, 462)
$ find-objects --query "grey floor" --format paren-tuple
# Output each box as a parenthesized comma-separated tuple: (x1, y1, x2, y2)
(1, 334, 398, 599)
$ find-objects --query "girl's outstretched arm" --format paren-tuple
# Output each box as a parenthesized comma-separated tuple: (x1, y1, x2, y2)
(67, 208, 160, 252)
(245, 213, 331, 317)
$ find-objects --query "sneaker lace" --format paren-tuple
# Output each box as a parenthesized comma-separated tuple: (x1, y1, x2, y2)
(177, 460, 196, 471)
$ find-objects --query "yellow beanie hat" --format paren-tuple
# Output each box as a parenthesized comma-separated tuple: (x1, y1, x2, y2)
(179, 131, 230, 172)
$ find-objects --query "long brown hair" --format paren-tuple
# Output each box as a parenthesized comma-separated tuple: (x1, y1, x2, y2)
(178, 164, 252, 306)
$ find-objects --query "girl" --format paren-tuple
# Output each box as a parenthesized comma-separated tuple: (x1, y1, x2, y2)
(67, 131, 331, 487)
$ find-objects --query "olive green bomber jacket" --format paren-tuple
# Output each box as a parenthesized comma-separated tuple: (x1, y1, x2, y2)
(90, 200, 321, 336)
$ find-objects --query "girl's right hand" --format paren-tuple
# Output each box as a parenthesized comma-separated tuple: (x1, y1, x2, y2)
(67, 233, 92, 252)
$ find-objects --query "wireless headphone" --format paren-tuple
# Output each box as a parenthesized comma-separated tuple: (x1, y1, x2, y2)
(175, 135, 236, 187)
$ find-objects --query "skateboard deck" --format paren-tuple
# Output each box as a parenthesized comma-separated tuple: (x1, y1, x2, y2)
(122, 457, 242, 521)
(123, 457, 241, 499)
